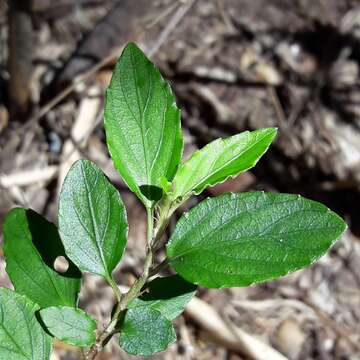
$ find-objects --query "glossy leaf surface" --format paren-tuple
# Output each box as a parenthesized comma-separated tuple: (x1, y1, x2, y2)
(118, 307, 176, 356)
(59, 159, 128, 280)
(104, 42, 183, 207)
(40, 306, 96, 347)
(128, 275, 197, 320)
(171, 128, 277, 201)
(0, 288, 52, 360)
(167, 192, 347, 288)
(3, 208, 80, 308)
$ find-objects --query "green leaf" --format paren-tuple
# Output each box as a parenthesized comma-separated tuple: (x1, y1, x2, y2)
(118, 307, 176, 356)
(59, 159, 128, 280)
(128, 275, 197, 320)
(39, 306, 97, 347)
(3, 208, 80, 308)
(0, 288, 52, 360)
(159, 176, 172, 195)
(104, 42, 183, 208)
(167, 192, 347, 288)
(171, 128, 277, 201)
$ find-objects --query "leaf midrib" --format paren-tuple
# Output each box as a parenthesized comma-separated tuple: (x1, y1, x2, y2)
(168, 193, 299, 254)
(168, 195, 334, 260)
(129, 47, 151, 187)
(176, 225, 340, 263)
(149, 80, 167, 177)
(80, 164, 110, 278)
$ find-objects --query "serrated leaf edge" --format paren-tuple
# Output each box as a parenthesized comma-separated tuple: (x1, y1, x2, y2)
(171, 128, 277, 201)
(166, 191, 347, 288)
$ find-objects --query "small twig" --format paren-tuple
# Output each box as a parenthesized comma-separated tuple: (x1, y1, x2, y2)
(148, 0, 197, 58)
(145, 1, 180, 29)
(20, 0, 197, 134)
(8, 0, 33, 119)
(216, 0, 236, 32)
(185, 297, 288, 360)
(267, 86, 287, 131)
(80, 348, 87, 360)
(20, 50, 115, 133)
(0, 166, 58, 188)
(302, 298, 360, 352)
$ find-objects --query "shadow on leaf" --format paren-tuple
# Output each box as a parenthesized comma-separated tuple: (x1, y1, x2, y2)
(140, 275, 196, 301)
(139, 185, 163, 202)
(26, 209, 81, 279)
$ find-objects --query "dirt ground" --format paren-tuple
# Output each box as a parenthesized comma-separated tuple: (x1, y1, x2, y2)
(1, 1, 360, 359)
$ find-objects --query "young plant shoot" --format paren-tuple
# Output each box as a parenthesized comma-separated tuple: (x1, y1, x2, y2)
(1, 43, 347, 359)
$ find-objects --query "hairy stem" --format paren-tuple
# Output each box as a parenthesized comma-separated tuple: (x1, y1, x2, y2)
(107, 277, 122, 304)
(86, 206, 159, 359)
(148, 258, 169, 278)
(153, 197, 178, 251)
(147, 207, 154, 246)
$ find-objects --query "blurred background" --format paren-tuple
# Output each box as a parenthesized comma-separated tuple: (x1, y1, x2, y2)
(1, 0, 360, 359)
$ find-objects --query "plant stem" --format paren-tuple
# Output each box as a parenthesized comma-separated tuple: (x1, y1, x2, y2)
(153, 197, 177, 251)
(86, 295, 122, 360)
(107, 277, 122, 304)
(147, 207, 154, 247)
(86, 207, 157, 360)
(148, 258, 169, 278)
(117, 206, 155, 308)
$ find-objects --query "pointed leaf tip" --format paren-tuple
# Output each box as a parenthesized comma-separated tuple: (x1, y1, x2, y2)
(171, 128, 277, 201)
(104, 41, 183, 208)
